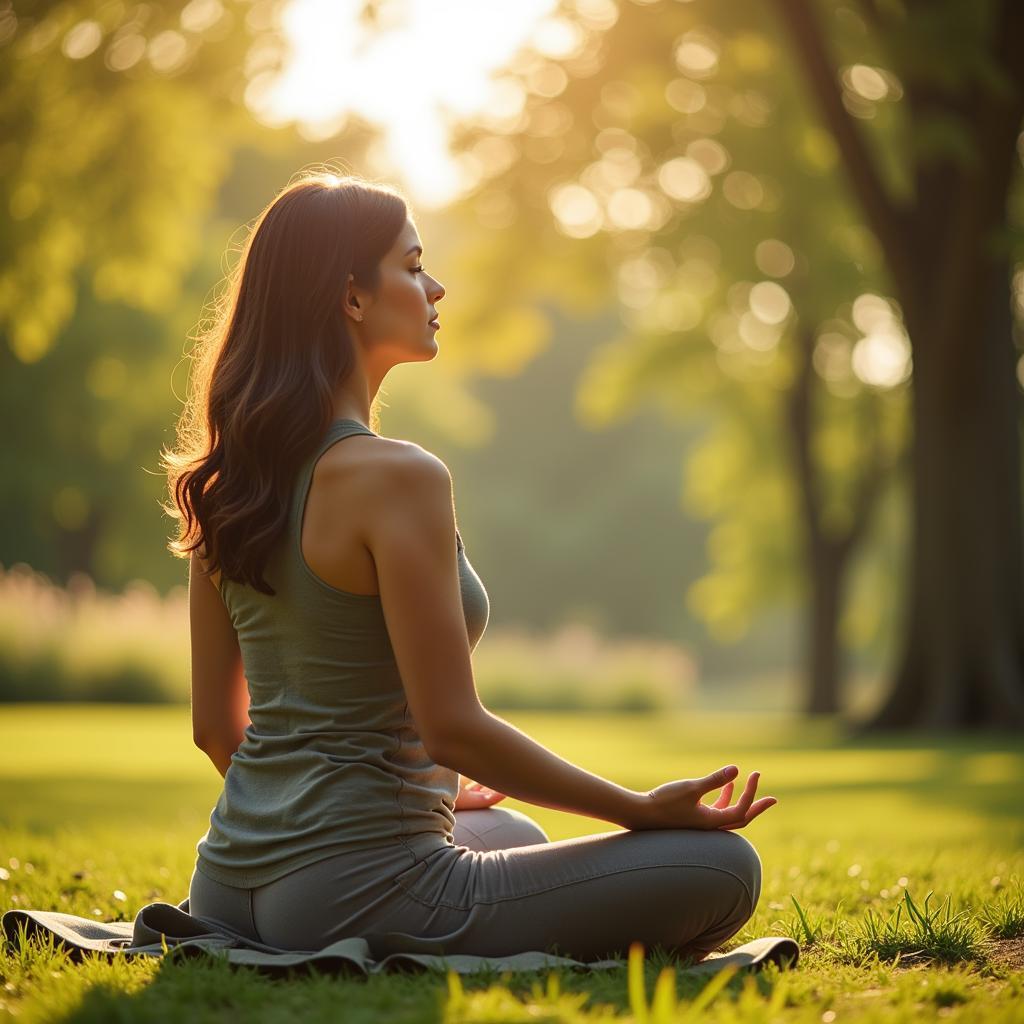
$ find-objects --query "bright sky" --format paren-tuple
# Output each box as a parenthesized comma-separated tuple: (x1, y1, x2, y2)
(251, 0, 561, 208)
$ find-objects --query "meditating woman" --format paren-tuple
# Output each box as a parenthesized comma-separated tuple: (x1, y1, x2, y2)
(162, 170, 778, 961)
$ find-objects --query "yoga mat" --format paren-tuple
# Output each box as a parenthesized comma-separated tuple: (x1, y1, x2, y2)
(3, 896, 799, 979)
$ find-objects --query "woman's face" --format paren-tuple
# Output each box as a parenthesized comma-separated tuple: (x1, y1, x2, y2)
(347, 216, 445, 363)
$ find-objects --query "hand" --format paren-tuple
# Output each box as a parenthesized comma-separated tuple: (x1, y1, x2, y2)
(453, 776, 508, 811)
(621, 765, 777, 832)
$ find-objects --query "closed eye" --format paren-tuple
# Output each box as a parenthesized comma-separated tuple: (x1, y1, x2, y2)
(411, 264, 425, 273)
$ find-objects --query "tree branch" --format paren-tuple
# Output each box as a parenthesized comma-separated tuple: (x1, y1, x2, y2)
(931, 0, 1024, 380)
(771, 0, 913, 299)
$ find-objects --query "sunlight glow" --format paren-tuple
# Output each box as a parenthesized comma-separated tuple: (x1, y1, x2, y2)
(253, 0, 562, 207)
(850, 294, 912, 388)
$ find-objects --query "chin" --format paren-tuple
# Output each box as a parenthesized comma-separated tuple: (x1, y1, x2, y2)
(402, 340, 439, 363)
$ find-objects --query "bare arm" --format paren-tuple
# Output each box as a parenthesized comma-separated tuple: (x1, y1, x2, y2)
(189, 550, 250, 774)
(199, 741, 235, 779)
(433, 708, 640, 828)
(362, 444, 642, 830)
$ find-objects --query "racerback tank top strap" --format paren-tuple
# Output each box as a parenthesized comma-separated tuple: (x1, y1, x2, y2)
(292, 417, 378, 529)
(286, 417, 385, 608)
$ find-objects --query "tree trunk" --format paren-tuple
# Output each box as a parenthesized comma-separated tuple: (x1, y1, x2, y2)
(775, 0, 1024, 733)
(853, 255, 1024, 731)
(804, 544, 844, 715)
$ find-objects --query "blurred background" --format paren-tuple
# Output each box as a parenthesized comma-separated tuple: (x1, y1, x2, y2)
(1, 0, 1022, 732)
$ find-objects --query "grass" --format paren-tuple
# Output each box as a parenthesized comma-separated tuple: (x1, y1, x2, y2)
(0, 704, 1021, 1022)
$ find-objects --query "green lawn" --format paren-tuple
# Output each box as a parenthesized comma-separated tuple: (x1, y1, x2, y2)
(1, 704, 1021, 1022)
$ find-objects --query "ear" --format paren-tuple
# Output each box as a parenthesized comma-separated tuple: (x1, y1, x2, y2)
(343, 273, 364, 323)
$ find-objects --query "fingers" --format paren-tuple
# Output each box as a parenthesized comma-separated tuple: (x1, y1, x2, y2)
(718, 796, 778, 830)
(708, 770, 761, 824)
(454, 780, 507, 811)
(734, 769, 760, 816)
(455, 789, 506, 810)
(709, 780, 734, 809)
(465, 781, 503, 798)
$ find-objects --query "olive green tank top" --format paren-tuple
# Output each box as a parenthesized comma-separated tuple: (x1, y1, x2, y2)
(195, 418, 490, 887)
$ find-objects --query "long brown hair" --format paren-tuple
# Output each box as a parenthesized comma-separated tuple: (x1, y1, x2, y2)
(160, 168, 409, 596)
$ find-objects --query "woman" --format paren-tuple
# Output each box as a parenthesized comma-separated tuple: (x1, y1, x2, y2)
(162, 170, 777, 961)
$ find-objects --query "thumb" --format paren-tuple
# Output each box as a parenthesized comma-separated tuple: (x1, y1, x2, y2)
(698, 764, 738, 793)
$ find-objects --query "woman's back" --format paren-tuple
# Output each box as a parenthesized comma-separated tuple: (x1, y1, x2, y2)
(195, 418, 490, 888)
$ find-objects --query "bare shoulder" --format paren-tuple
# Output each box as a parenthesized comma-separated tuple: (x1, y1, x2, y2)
(316, 433, 453, 534)
(318, 432, 450, 488)
(364, 438, 453, 517)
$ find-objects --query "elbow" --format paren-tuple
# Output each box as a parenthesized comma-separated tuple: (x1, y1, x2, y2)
(421, 727, 454, 765)
(193, 728, 220, 753)
(423, 710, 487, 766)
(424, 736, 458, 767)
(192, 714, 212, 749)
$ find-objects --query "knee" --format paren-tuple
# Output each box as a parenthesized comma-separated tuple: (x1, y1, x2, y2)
(693, 834, 762, 952)
(483, 805, 550, 847)
(721, 832, 762, 917)
(502, 806, 550, 846)
(454, 805, 550, 851)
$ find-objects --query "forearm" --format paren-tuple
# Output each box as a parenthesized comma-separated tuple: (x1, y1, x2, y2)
(435, 708, 640, 828)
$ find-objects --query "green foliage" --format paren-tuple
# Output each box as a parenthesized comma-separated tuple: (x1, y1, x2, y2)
(0, 0, 280, 592)
(0, 565, 188, 703)
(441, 0, 927, 662)
(3, 0, 1021, 718)
(0, 564, 698, 710)
(0, 0, 264, 362)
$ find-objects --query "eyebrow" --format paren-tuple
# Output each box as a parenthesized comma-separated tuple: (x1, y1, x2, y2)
(405, 244, 423, 256)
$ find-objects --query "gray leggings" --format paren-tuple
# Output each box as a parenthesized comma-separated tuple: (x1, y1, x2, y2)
(188, 807, 762, 961)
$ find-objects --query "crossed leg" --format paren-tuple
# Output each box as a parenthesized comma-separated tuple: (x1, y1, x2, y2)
(446, 805, 757, 962)
(220, 806, 762, 957)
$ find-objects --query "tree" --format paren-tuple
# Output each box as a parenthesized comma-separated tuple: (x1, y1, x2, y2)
(441, 0, 914, 717)
(0, 1, 276, 581)
(438, 0, 1024, 727)
(772, 0, 1024, 728)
